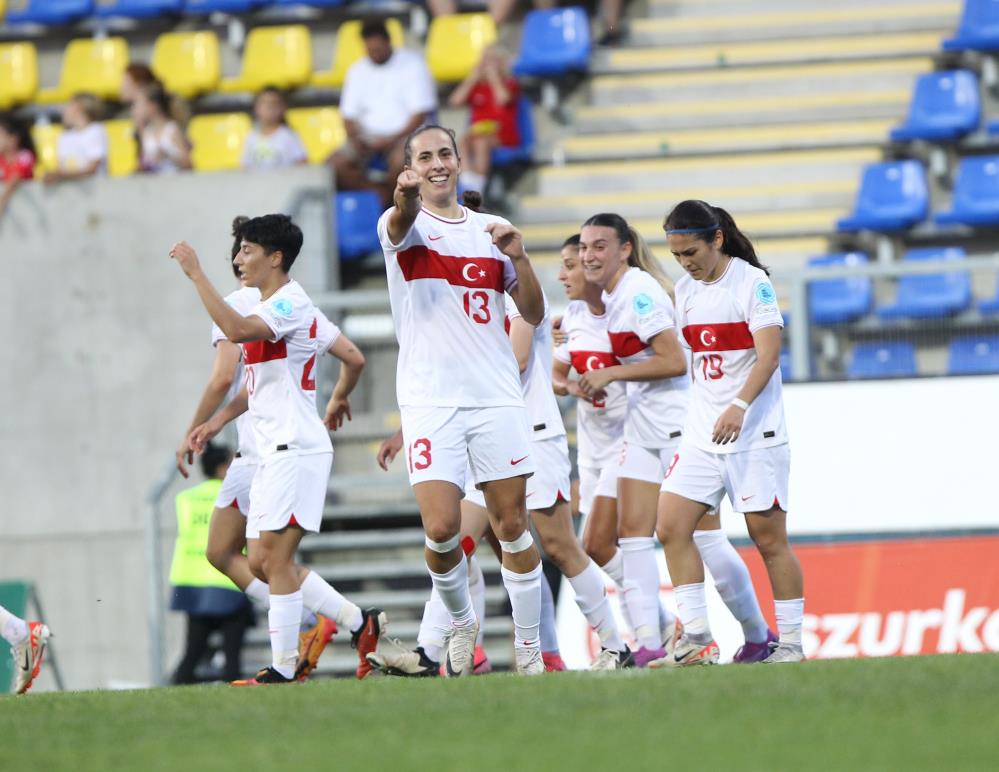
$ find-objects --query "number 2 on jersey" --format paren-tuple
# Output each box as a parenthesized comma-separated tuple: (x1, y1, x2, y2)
(701, 354, 724, 380)
(463, 291, 491, 324)
(301, 317, 318, 390)
(408, 438, 432, 473)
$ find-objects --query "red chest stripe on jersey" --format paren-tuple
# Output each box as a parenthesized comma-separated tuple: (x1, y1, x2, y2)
(243, 339, 288, 364)
(570, 350, 620, 375)
(608, 331, 647, 358)
(397, 246, 505, 292)
(683, 322, 754, 353)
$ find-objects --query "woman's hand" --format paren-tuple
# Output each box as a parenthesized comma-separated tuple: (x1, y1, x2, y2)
(712, 404, 746, 445)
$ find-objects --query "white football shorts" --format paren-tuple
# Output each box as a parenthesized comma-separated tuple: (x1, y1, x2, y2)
(618, 439, 682, 485)
(246, 450, 333, 539)
(465, 434, 571, 511)
(578, 461, 619, 517)
(214, 456, 256, 515)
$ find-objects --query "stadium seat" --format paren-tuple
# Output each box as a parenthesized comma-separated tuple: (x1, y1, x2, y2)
(513, 7, 591, 77)
(779, 350, 792, 382)
(890, 70, 981, 142)
(273, 0, 343, 6)
(219, 25, 312, 93)
(5, 0, 93, 25)
(848, 342, 918, 379)
(188, 113, 252, 172)
(978, 275, 999, 314)
(877, 247, 972, 320)
(30, 123, 62, 178)
(286, 107, 345, 165)
(152, 31, 221, 99)
(35, 37, 129, 105)
(934, 155, 999, 226)
(96, 0, 184, 19)
(942, 0, 999, 52)
(336, 191, 382, 262)
(947, 335, 999, 374)
(0, 42, 38, 110)
(427, 13, 497, 83)
(311, 18, 405, 89)
(183, 0, 263, 13)
(105, 119, 138, 177)
(836, 160, 929, 232)
(807, 252, 874, 324)
(491, 95, 535, 168)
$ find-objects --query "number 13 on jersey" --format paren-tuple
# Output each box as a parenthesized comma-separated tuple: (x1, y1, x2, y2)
(463, 291, 491, 324)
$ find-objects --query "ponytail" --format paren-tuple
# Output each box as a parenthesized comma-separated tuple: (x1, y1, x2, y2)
(663, 199, 769, 276)
(461, 190, 484, 212)
(230, 215, 249, 278)
(581, 212, 674, 294)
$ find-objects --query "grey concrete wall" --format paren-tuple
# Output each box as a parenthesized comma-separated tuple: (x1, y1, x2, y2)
(0, 166, 332, 690)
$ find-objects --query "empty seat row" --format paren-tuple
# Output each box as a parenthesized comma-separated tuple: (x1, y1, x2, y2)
(848, 336, 999, 379)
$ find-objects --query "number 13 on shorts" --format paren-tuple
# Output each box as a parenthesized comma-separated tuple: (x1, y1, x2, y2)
(408, 438, 432, 473)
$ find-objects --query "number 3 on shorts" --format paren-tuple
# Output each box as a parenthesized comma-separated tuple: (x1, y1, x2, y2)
(408, 438, 432, 473)
(664, 453, 679, 480)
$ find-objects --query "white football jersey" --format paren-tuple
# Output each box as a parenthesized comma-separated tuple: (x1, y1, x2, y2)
(603, 267, 690, 448)
(379, 206, 524, 409)
(505, 292, 565, 442)
(675, 257, 787, 454)
(212, 286, 261, 460)
(242, 280, 333, 456)
(553, 299, 627, 468)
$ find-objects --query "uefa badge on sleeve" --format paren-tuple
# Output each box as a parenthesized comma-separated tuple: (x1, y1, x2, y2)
(272, 298, 293, 317)
(755, 283, 777, 305)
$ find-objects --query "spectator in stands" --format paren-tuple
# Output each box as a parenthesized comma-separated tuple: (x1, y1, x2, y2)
(132, 81, 191, 174)
(330, 19, 436, 200)
(448, 45, 521, 195)
(121, 63, 157, 104)
(44, 94, 108, 184)
(0, 115, 36, 220)
(484, 1, 625, 44)
(240, 87, 307, 170)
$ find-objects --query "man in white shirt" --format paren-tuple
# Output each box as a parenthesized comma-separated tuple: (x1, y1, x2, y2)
(330, 20, 437, 199)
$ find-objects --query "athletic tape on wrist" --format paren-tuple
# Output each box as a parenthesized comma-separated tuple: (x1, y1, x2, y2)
(498, 530, 534, 554)
(425, 534, 460, 553)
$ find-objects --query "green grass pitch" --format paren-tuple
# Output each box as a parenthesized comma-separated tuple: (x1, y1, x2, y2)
(3, 654, 997, 771)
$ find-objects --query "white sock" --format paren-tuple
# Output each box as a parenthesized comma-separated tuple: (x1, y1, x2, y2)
(674, 582, 710, 639)
(569, 561, 625, 652)
(247, 577, 316, 627)
(775, 598, 805, 645)
(300, 570, 363, 633)
(0, 606, 28, 646)
(268, 591, 302, 678)
(468, 556, 487, 646)
(539, 573, 561, 654)
(694, 530, 769, 643)
(428, 559, 477, 627)
(619, 536, 663, 650)
(417, 592, 451, 663)
(501, 563, 543, 649)
(600, 550, 636, 633)
(461, 170, 486, 191)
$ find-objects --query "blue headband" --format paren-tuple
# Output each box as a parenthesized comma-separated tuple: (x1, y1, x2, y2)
(664, 223, 720, 235)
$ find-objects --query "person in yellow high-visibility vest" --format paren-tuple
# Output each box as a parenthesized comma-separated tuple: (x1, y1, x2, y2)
(170, 442, 254, 684)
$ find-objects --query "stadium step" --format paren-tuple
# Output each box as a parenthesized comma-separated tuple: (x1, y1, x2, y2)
(302, 527, 427, 553)
(593, 31, 946, 74)
(308, 558, 502, 583)
(628, 2, 958, 45)
(554, 118, 894, 162)
(645, 0, 954, 18)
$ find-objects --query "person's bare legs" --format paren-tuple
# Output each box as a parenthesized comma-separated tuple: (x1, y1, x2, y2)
(745, 506, 805, 656)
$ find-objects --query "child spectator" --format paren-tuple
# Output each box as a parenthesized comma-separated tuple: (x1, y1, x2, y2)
(240, 87, 307, 170)
(45, 93, 108, 184)
(132, 81, 191, 173)
(121, 63, 156, 104)
(448, 45, 521, 194)
(0, 115, 36, 219)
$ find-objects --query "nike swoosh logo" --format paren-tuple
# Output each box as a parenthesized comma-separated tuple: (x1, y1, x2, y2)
(19, 646, 30, 674)
(510, 456, 529, 465)
(428, 234, 444, 241)
(741, 495, 754, 501)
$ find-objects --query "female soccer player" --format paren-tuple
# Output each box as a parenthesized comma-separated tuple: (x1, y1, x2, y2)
(171, 214, 387, 684)
(657, 200, 804, 665)
(1, 605, 48, 694)
(378, 124, 546, 675)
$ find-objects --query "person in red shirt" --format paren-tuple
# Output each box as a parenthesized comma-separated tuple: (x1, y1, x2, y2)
(0, 115, 36, 220)
(448, 46, 522, 196)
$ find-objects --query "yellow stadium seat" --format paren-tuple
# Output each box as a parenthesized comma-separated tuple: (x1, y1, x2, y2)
(105, 119, 138, 177)
(36, 37, 129, 105)
(285, 107, 345, 165)
(426, 13, 496, 83)
(219, 25, 311, 94)
(30, 123, 63, 178)
(311, 18, 405, 89)
(152, 31, 221, 100)
(0, 42, 38, 109)
(188, 113, 252, 172)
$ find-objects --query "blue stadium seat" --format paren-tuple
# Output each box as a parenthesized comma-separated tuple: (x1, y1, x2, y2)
(848, 342, 918, 379)
(779, 350, 792, 382)
(336, 191, 382, 262)
(877, 247, 972, 320)
(513, 7, 592, 77)
(96, 0, 183, 18)
(273, 0, 344, 5)
(947, 335, 999, 374)
(836, 160, 929, 232)
(890, 70, 981, 142)
(979, 276, 999, 314)
(491, 95, 535, 168)
(5, 0, 94, 25)
(935, 154, 999, 226)
(942, 0, 999, 52)
(807, 252, 873, 324)
(183, 0, 262, 13)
